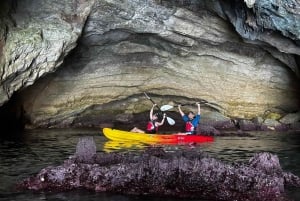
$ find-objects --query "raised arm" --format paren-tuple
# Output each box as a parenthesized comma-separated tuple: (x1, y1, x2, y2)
(149, 104, 156, 119)
(197, 102, 201, 115)
(178, 105, 185, 116)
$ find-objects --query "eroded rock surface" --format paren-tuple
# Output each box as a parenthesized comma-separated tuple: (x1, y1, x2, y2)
(0, 0, 94, 105)
(18, 138, 300, 201)
(0, 0, 299, 129)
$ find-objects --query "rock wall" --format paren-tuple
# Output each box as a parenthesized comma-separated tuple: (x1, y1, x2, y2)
(17, 140, 300, 201)
(0, 0, 299, 129)
(0, 0, 93, 105)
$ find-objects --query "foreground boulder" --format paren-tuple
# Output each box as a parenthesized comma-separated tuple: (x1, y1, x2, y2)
(18, 138, 300, 201)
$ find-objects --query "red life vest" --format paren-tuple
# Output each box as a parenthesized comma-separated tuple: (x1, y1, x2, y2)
(185, 121, 195, 132)
(147, 121, 158, 132)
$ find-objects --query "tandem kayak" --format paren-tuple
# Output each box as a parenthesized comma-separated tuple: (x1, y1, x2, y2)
(102, 128, 214, 144)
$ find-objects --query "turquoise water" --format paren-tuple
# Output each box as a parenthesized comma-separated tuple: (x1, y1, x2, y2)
(0, 128, 300, 201)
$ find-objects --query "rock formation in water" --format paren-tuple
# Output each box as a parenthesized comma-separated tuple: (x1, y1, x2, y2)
(17, 137, 300, 201)
(0, 0, 299, 130)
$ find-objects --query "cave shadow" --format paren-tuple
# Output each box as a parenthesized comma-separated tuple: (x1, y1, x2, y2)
(0, 92, 28, 140)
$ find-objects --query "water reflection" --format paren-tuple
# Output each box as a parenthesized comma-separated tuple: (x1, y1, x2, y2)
(102, 139, 214, 153)
(0, 129, 300, 201)
(103, 140, 150, 152)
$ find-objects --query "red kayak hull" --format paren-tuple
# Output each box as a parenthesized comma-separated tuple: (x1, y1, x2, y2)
(103, 128, 214, 144)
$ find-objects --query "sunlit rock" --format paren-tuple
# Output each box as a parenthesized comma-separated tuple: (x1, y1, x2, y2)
(244, 0, 256, 8)
(0, 0, 94, 105)
(0, 0, 299, 129)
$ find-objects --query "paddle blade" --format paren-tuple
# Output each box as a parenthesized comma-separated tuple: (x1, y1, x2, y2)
(160, 105, 174, 111)
(166, 117, 175, 125)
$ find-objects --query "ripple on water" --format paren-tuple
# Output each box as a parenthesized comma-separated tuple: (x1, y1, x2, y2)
(0, 129, 300, 201)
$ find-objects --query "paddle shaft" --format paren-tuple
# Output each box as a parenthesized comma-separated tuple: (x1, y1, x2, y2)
(160, 101, 209, 112)
(176, 101, 208, 107)
(144, 92, 175, 125)
(161, 101, 223, 113)
(175, 103, 195, 107)
(144, 92, 162, 111)
(174, 102, 205, 107)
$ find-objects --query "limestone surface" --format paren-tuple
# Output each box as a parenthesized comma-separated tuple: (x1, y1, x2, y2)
(0, 0, 299, 129)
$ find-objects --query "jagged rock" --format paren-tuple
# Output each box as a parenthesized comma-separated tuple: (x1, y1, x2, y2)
(244, 0, 256, 8)
(0, 0, 94, 106)
(0, 0, 299, 129)
(75, 137, 96, 163)
(253, 116, 264, 125)
(239, 119, 258, 131)
(263, 119, 281, 127)
(17, 139, 300, 201)
(279, 111, 300, 125)
(200, 111, 235, 130)
(198, 124, 221, 136)
(290, 122, 300, 131)
(249, 152, 282, 174)
(218, 0, 300, 77)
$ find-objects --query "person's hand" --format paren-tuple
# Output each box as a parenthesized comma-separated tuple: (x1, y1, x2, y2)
(178, 104, 181, 108)
(152, 104, 157, 107)
(163, 113, 166, 118)
(196, 102, 200, 106)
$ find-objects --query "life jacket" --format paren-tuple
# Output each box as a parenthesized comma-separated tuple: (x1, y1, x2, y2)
(146, 120, 158, 132)
(185, 121, 195, 132)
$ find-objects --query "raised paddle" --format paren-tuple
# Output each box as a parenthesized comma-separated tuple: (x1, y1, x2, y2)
(144, 92, 175, 125)
(160, 103, 195, 111)
(160, 100, 224, 112)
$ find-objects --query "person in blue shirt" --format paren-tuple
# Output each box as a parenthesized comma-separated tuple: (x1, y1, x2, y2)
(178, 102, 201, 134)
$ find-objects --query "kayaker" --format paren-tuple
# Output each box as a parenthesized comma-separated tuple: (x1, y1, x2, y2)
(131, 104, 166, 134)
(178, 102, 201, 134)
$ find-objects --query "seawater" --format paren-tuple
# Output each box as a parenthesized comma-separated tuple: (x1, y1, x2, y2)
(0, 128, 300, 201)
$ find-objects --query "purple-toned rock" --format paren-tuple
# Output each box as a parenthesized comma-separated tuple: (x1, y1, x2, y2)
(75, 137, 96, 163)
(290, 122, 300, 131)
(17, 143, 300, 201)
(198, 125, 221, 135)
(249, 152, 282, 174)
(239, 119, 258, 131)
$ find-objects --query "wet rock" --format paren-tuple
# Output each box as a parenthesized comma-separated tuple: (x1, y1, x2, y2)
(252, 116, 264, 126)
(219, 130, 253, 137)
(249, 152, 282, 174)
(273, 124, 290, 132)
(239, 119, 258, 131)
(290, 122, 300, 131)
(17, 145, 300, 201)
(201, 112, 235, 130)
(279, 112, 300, 125)
(198, 124, 221, 136)
(260, 119, 290, 131)
(75, 137, 96, 163)
(261, 119, 280, 131)
(115, 113, 134, 124)
(263, 119, 281, 127)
